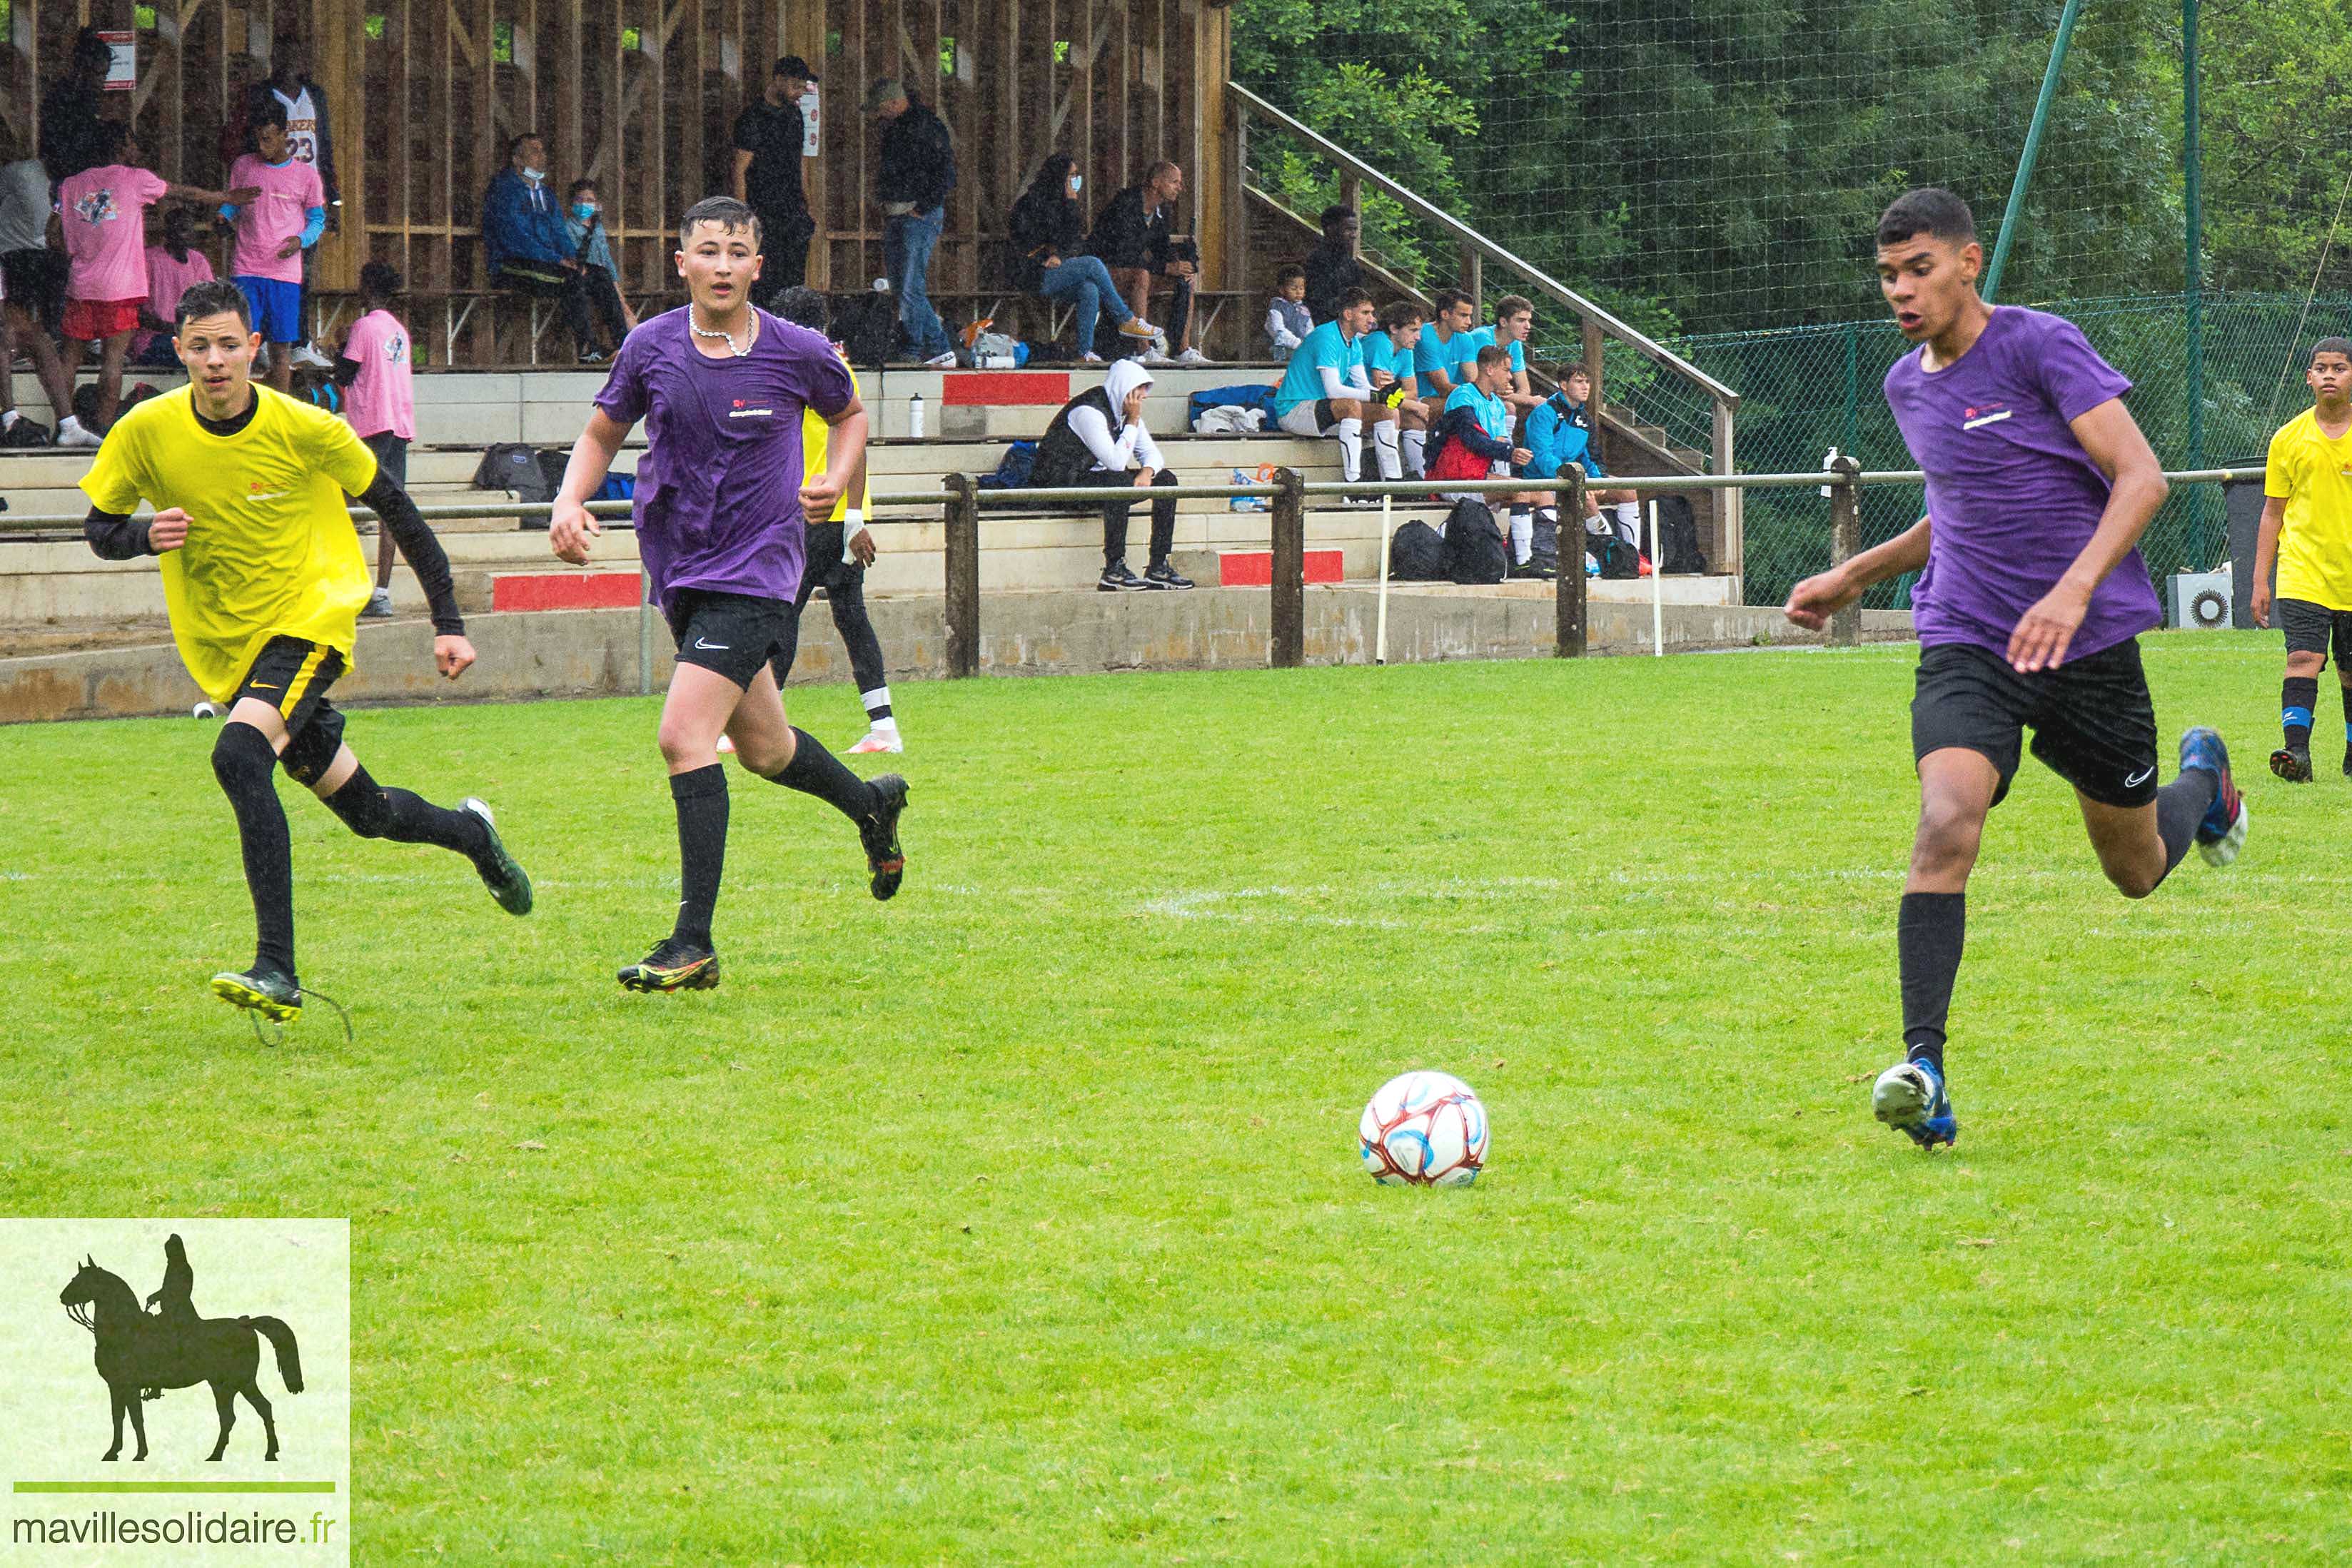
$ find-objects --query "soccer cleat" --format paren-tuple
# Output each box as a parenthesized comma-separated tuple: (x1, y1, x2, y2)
(1872, 1058, 1957, 1149)
(210, 966, 302, 1024)
(1144, 560, 1196, 590)
(460, 798, 533, 916)
(2270, 744, 2313, 783)
(1098, 562, 1149, 592)
(2179, 727, 2248, 866)
(860, 774, 909, 901)
(617, 938, 720, 993)
(847, 729, 904, 755)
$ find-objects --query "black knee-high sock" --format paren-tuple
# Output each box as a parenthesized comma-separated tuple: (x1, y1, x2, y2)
(2155, 766, 2219, 875)
(212, 723, 296, 978)
(2283, 674, 2318, 751)
(1898, 891, 1965, 1076)
(321, 763, 490, 863)
(2340, 680, 2351, 754)
(670, 765, 729, 947)
(769, 727, 879, 821)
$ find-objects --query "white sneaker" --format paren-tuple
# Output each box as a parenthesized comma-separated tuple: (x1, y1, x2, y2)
(923, 351, 959, 368)
(1139, 348, 1176, 367)
(1079, 352, 1106, 364)
(289, 343, 334, 370)
(847, 729, 904, 755)
(54, 415, 101, 449)
(1174, 347, 1213, 366)
(360, 587, 396, 619)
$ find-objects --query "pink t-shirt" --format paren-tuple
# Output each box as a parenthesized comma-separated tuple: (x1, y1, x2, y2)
(59, 165, 170, 304)
(342, 308, 416, 440)
(144, 244, 215, 327)
(227, 153, 324, 284)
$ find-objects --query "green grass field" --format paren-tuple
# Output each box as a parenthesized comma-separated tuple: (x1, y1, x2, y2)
(2, 634, 2346, 1564)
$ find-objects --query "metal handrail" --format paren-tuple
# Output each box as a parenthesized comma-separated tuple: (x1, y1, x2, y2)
(1228, 82, 1740, 411)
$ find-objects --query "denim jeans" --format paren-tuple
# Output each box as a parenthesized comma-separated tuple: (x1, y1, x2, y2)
(884, 206, 950, 358)
(1034, 255, 1131, 356)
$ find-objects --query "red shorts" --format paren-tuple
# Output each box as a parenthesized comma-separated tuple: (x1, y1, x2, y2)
(61, 296, 141, 343)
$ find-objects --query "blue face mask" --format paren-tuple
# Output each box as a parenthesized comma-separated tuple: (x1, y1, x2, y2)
(572, 203, 597, 221)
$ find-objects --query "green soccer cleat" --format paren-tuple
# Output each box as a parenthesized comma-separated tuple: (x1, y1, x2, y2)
(209, 967, 302, 1024)
(461, 798, 533, 916)
(617, 938, 720, 993)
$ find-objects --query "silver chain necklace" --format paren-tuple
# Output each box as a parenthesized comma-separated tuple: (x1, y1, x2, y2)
(688, 306, 755, 358)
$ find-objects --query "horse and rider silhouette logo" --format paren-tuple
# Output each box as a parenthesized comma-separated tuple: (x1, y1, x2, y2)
(57, 1235, 303, 1463)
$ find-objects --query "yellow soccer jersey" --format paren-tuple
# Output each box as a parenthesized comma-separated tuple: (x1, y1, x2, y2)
(80, 385, 379, 703)
(800, 355, 872, 525)
(2264, 408, 2352, 611)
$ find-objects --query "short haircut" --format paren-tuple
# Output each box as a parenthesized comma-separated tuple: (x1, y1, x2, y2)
(359, 261, 403, 299)
(1558, 360, 1592, 382)
(1430, 288, 1473, 318)
(1877, 187, 1977, 248)
(678, 194, 762, 248)
(1475, 344, 1510, 370)
(2313, 337, 2352, 363)
(1377, 300, 1426, 332)
(1493, 294, 1533, 323)
(1336, 286, 1375, 313)
(176, 278, 254, 333)
(252, 100, 289, 133)
(1320, 203, 1355, 229)
(777, 285, 829, 332)
(1145, 159, 1181, 184)
(1275, 263, 1305, 287)
(508, 131, 543, 157)
(568, 178, 598, 198)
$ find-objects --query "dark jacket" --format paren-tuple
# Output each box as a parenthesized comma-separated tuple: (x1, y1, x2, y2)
(1087, 184, 1178, 271)
(1031, 387, 1121, 488)
(1303, 240, 1363, 323)
(39, 76, 106, 183)
(483, 168, 572, 275)
(243, 76, 339, 206)
(877, 100, 956, 214)
(1006, 184, 1086, 292)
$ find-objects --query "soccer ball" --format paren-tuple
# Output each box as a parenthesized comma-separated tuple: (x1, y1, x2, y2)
(1358, 1071, 1488, 1186)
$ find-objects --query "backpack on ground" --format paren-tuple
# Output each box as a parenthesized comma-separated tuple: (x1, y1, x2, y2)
(1591, 533, 1641, 580)
(976, 439, 1038, 490)
(1389, 518, 1447, 580)
(475, 442, 554, 502)
(1651, 493, 1707, 575)
(1443, 499, 1507, 585)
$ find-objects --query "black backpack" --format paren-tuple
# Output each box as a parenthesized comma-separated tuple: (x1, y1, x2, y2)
(1443, 500, 1507, 585)
(1592, 534, 1640, 580)
(1390, 519, 1446, 581)
(474, 442, 554, 502)
(1652, 493, 1707, 575)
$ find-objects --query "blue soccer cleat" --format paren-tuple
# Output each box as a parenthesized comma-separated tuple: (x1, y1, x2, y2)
(1872, 1057, 1957, 1149)
(2179, 727, 2248, 867)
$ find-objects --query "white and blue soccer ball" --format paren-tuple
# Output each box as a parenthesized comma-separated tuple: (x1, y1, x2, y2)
(1359, 1071, 1488, 1187)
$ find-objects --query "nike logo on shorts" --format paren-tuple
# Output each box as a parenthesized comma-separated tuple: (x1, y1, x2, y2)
(693, 637, 730, 651)
(2125, 766, 2155, 788)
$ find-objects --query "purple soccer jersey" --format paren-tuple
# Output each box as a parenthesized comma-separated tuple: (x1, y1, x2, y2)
(1884, 305, 2160, 662)
(593, 307, 856, 607)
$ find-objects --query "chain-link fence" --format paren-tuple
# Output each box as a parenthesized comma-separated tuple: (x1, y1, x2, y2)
(1681, 291, 2346, 610)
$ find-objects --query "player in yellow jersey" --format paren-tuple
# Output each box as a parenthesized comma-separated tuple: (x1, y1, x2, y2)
(79, 280, 532, 1026)
(2253, 336, 2352, 782)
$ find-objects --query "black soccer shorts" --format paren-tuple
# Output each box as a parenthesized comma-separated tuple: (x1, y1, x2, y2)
(663, 587, 793, 690)
(2275, 597, 2352, 669)
(1911, 637, 2161, 809)
(230, 635, 349, 784)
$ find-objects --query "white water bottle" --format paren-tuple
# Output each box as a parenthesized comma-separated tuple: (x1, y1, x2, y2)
(907, 393, 926, 439)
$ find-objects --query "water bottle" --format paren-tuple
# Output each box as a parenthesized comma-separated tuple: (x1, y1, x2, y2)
(907, 393, 926, 439)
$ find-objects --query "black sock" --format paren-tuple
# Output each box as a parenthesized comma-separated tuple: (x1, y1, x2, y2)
(2283, 674, 2318, 751)
(2155, 766, 2219, 874)
(322, 763, 490, 862)
(212, 723, 296, 979)
(670, 765, 729, 948)
(1897, 891, 1964, 1077)
(2341, 682, 2351, 754)
(768, 727, 879, 821)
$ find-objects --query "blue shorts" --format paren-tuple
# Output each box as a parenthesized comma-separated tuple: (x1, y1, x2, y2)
(233, 275, 303, 345)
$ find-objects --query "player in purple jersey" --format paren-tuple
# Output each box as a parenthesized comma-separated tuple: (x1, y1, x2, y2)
(547, 196, 908, 994)
(1785, 188, 2247, 1149)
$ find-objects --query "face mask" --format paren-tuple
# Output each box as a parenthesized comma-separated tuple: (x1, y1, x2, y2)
(1067, 176, 1082, 196)
(572, 203, 597, 221)
(523, 166, 546, 181)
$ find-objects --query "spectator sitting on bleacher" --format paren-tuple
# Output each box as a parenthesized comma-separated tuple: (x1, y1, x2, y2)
(1265, 264, 1311, 356)
(1361, 299, 1428, 475)
(1089, 161, 1211, 367)
(333, 261, 417, 619)
(1430, 345, 1547, 572)
(1452, 294, 1545, 415)
(136, 203, 215, 367)
(1006, 153, 1159, 364)
(1303, 205, 1363, 324)
(1413, 288, 1475, 411)
(482, 131, 599, 365)
(563, 178, 637, 360)
(1523, 359, 1642, 551)
(1029, 358, 1196, 592)
(1273, 286, 1400, 500)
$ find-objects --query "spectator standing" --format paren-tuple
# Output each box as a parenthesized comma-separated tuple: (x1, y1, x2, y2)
(1006, 153, 1157, 363)
(1030, 358, 1196, 592)
(1090, 161, 1211, 366)
(1302, 204, 1363, 324)
(333, 261, 418, 619)
(481, 133, 599, 364)
(39, 28, 115, 183)
(58, 123, 248, 441)
(867, 78, 957, 368)
(1265, 263, 1311, 356)
(1413, 288, 1476, 408)
(243, 32, 340, 370)
(137, 204, 216, 366)
(1362, 300, 1429, 475)
(563, 178, 636, 358)
(1272, 287, 1400, 494)
(1453, 294, 1545, 415)
(731, 55, 819, 305)
(0, 127, 77, 445)
(222, 104, 326, 393)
